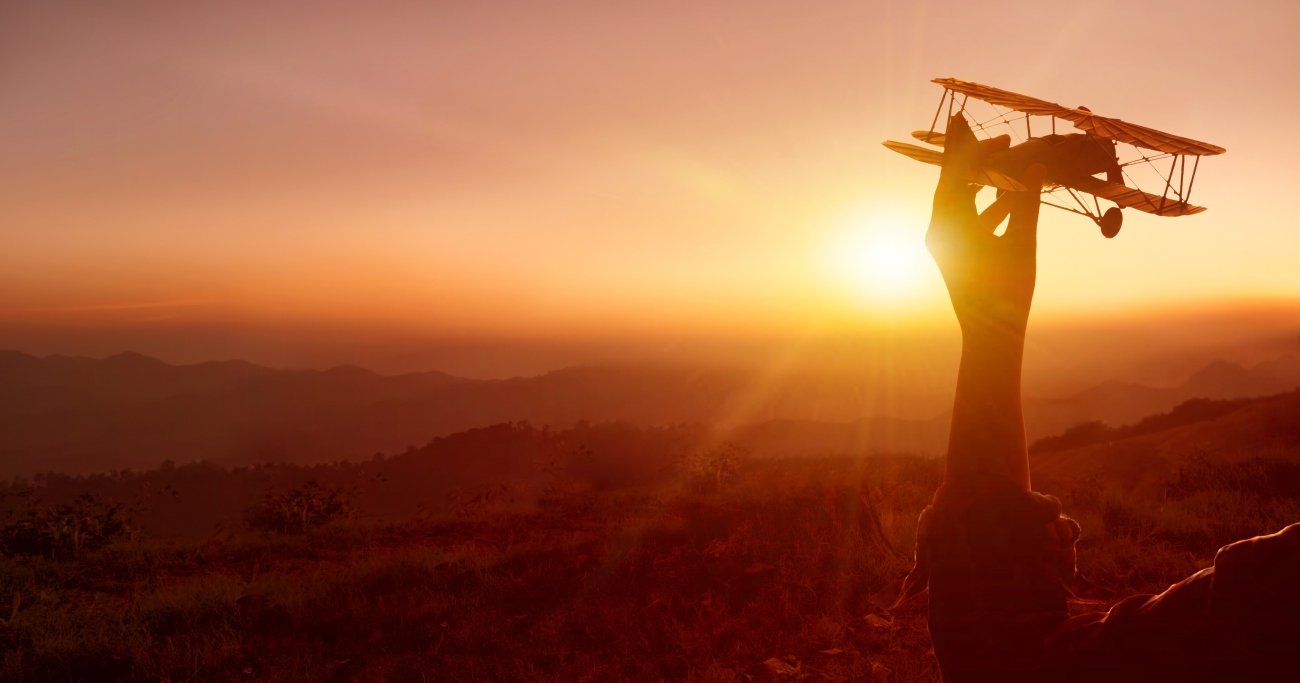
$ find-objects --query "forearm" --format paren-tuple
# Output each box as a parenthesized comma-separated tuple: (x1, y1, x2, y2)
(945, 326, 1030, 490)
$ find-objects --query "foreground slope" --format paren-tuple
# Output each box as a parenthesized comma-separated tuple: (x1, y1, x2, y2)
(1032, 388, 1300, 493)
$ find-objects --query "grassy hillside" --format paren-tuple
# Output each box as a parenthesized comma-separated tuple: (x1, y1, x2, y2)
(4, 459, 1294, 682)
(4, 388, 1299, 682)
(1033, 389, 1300, 494)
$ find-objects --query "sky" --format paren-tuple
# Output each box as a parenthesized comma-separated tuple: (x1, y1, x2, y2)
(2, 1, 1298, 375)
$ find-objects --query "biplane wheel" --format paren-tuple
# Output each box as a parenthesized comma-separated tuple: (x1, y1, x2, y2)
(1098, 207, 1122, 239)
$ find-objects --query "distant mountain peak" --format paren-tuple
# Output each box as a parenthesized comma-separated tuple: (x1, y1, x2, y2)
(0, 349, 39, 364)
(321, 364, 378, 378)
(1183, 357, 1245, 384)
(1198, 357, 1243, 372)
(103, 351, 165, 365)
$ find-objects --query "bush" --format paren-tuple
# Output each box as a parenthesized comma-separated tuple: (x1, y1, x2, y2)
(1030, 421, 1114, 454)
(681, 443, 744, 492)
(1167, 457, 1300, 500)
(244, 481, 352, 534)
(0, 493, 135, 559)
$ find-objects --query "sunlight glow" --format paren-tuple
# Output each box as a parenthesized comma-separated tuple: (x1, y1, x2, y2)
(825, 210, 931, 307)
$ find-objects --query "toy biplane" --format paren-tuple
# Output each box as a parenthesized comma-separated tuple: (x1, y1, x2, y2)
(883, 78, 1225, 237)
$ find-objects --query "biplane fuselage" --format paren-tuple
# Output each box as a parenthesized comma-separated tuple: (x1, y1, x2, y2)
(986, 133, 1121, 187)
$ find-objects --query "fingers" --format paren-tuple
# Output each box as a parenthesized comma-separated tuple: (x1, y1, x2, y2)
(929, 177, 979, 249)
(1003, 163, 1047, 248)
(932, 115, 1011, 248)
(930, 114, 981, 249)
(937, 114, 979, 192)
(945, 112, 979, 149)
(937, 118, 1008, 208)
(978, 191, 1013, 233)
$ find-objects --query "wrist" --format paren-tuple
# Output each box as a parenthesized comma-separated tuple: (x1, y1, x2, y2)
(951, 294, 1032, 347)
(960, 323, 1026, 360)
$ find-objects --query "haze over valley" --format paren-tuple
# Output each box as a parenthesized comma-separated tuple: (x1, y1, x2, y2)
(5, 305, 1297, 477)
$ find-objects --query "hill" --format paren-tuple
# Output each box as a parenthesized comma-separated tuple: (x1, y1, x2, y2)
(1, 350, 945, 475)
(1022, 353, 1300, 438)
(1032, 388, 1300, 495)
(4, 389, 1299, 681)
(1, 420, 698, 539)
(728, 415, 947, 458)
(3, 350, 1299, 476)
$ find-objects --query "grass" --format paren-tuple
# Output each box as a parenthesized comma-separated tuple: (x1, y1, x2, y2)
(2, 453, 1297, 682)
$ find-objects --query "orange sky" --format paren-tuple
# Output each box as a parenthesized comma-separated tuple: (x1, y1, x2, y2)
(2, 1, 1298, 370)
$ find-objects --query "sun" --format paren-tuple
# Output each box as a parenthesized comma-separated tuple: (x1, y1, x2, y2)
(824, 211, 931, 306)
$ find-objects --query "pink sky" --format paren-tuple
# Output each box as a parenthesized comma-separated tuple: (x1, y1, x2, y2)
(2, 1, 1297, 372)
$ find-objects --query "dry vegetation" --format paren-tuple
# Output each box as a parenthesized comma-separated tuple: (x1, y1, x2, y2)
(3, 437, 1298, 682)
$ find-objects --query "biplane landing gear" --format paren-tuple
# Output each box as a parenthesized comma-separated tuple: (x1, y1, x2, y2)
(1098, 207, 1122, 239)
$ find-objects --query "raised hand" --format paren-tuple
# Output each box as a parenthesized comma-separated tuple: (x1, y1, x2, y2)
(927, 113, 1045, 342)
(927, 113, 1047, 492)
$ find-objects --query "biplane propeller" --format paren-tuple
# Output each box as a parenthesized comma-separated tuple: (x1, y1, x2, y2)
(883, 78, 1225, 238)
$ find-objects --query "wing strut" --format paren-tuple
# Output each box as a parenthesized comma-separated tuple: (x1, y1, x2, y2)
(926, 89, 949, 143)
(1159, 155, 1177, 214)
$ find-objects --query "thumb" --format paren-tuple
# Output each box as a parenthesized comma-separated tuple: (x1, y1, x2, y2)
(1003, 162, 1046, 247)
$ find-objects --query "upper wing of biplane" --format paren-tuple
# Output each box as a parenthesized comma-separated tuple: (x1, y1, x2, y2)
(932, 78, 1227, 157)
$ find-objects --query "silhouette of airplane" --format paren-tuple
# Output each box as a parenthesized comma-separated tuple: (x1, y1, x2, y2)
(884, 78, 1225, 238)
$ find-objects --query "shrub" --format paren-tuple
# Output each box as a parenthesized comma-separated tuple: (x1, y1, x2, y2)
(0, 493, 135, 559)
(244, 481, 352, 534)
(1167, 456, 1300, 500)
(681, 443, 744, 492)
(1030, 421, 1114, 454)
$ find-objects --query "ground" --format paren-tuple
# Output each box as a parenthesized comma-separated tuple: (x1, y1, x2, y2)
(4, 448, 1296, 682)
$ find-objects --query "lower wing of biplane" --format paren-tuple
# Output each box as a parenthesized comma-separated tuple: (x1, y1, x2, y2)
(883, 135, 1206, 238)
(884, 78, 1224, 238)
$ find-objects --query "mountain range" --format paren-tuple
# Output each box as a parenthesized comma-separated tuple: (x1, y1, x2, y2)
(2, 349, 1299, 476)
